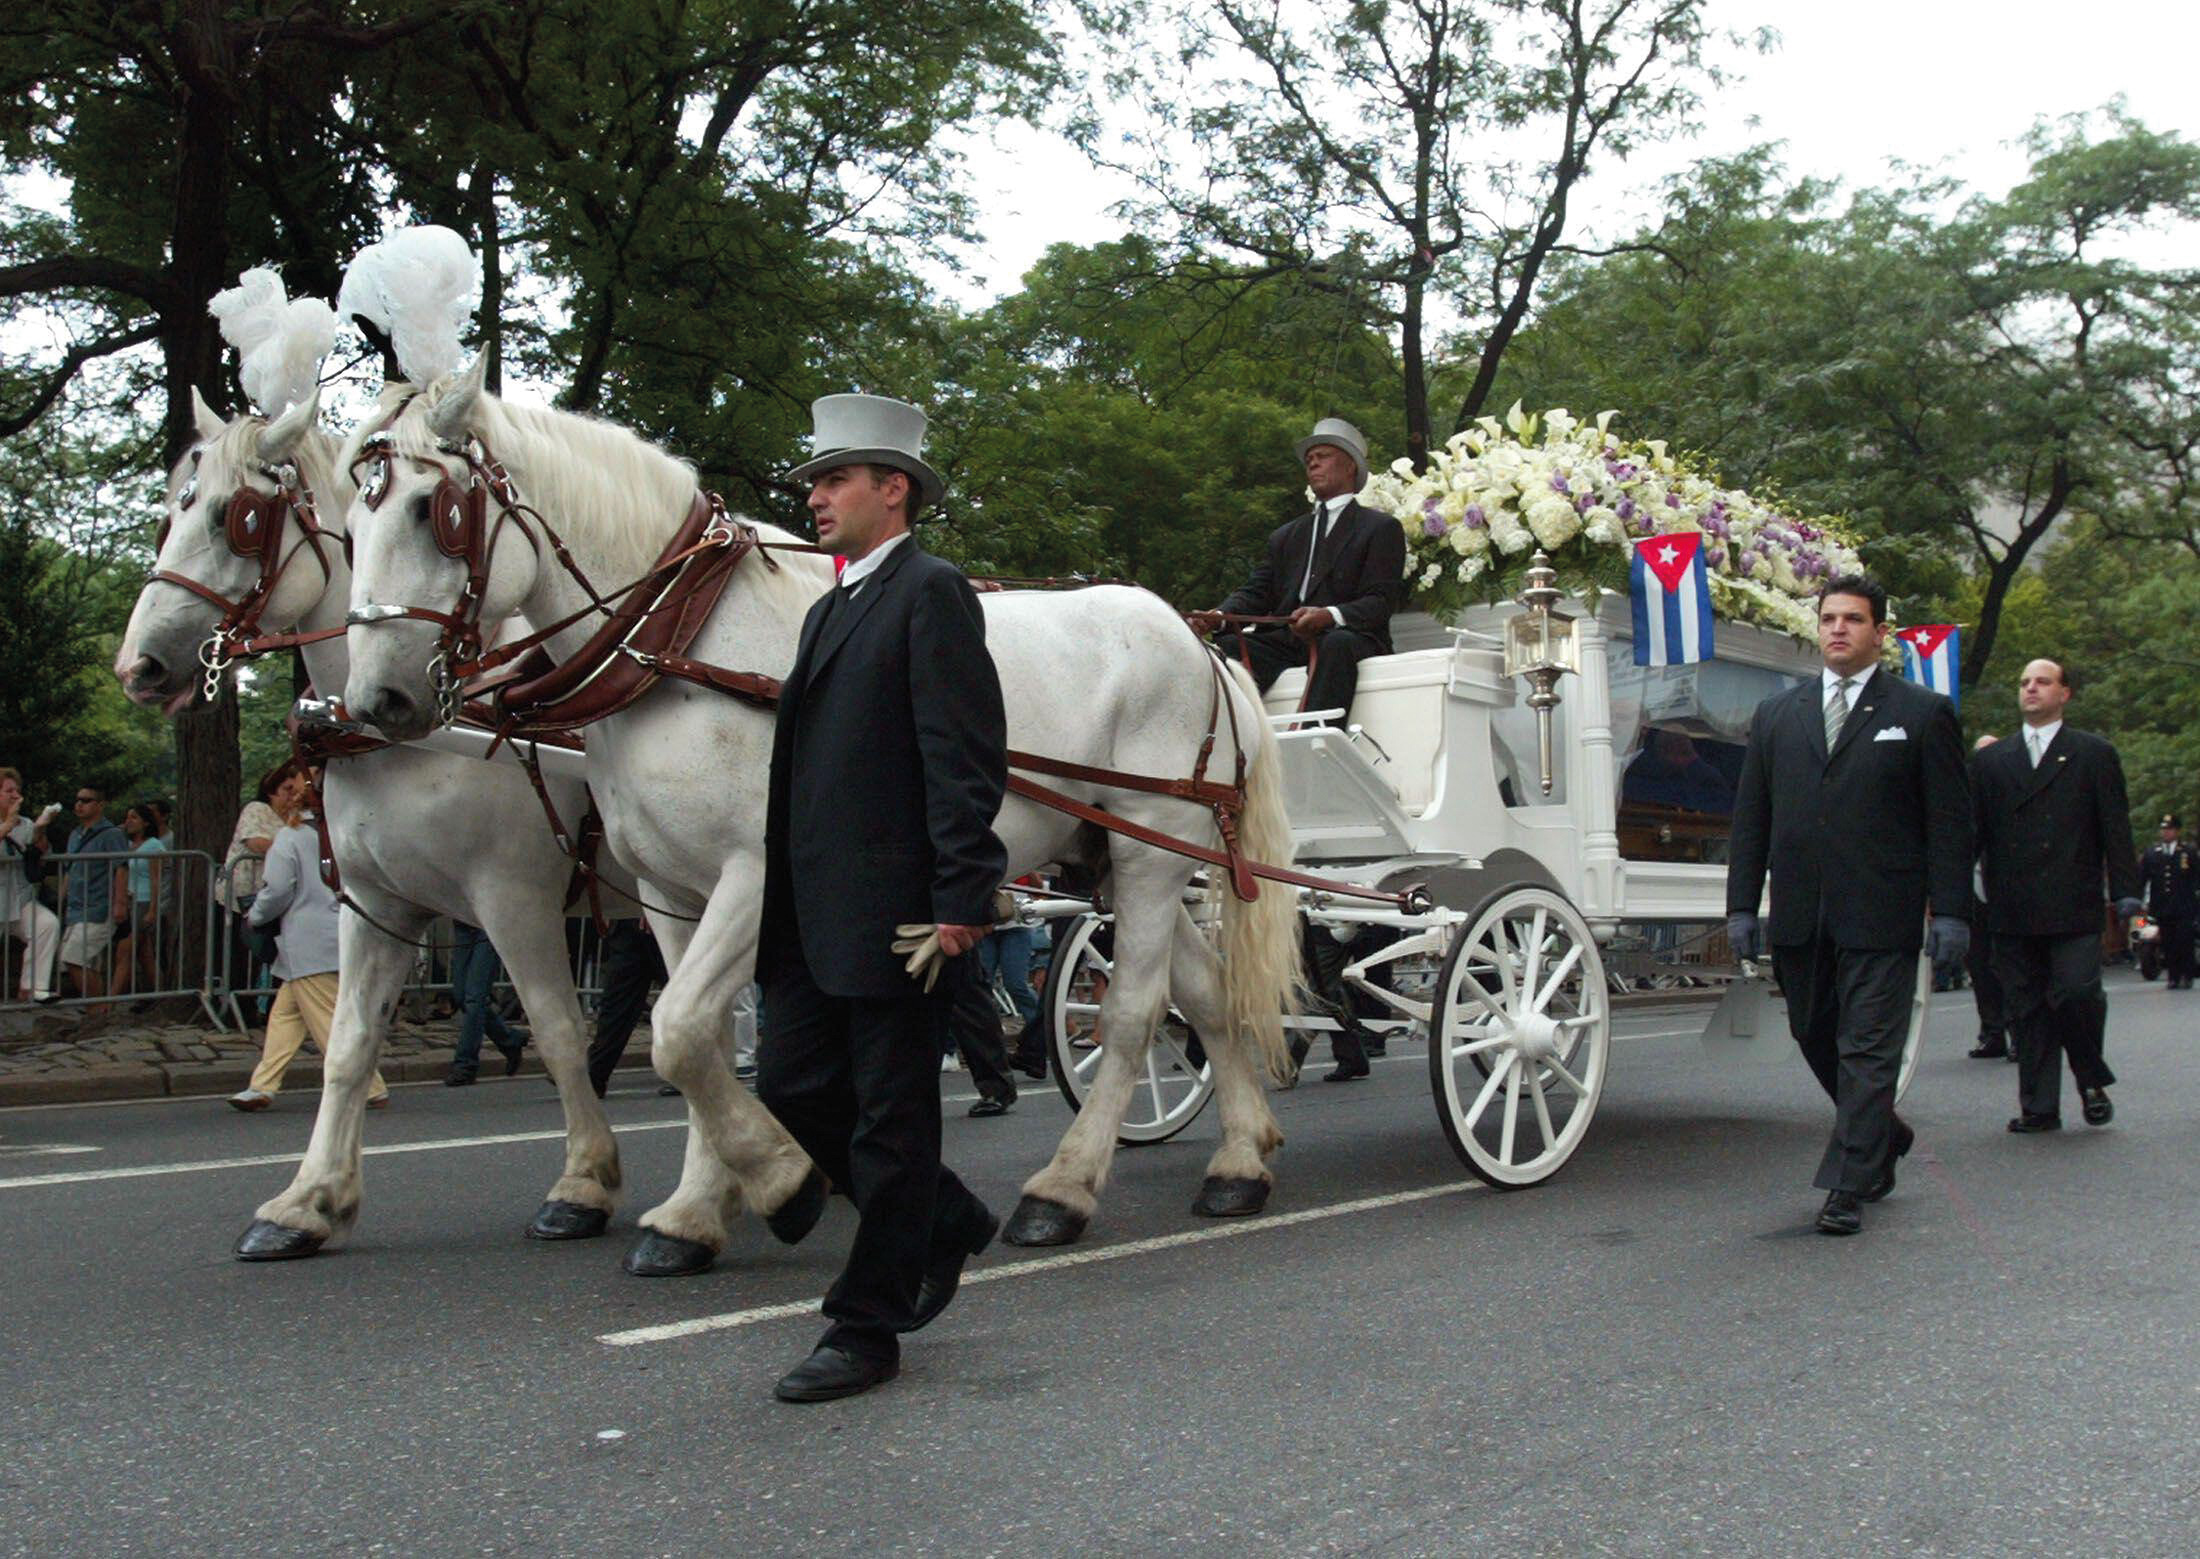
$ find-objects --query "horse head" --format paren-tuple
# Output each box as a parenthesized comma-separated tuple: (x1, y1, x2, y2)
(341, 357, 547, 739)
(118, 385, 343, 714)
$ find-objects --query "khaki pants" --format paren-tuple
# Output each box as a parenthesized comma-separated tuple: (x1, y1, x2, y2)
(250, 972, 389, 1100)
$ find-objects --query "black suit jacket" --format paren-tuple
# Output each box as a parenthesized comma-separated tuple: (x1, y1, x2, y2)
(1219, 499, 1407, 652)
(1727, 668, 1972, 951)
(759, 537, 1008, 998)
(1972, 725, 2138, 937)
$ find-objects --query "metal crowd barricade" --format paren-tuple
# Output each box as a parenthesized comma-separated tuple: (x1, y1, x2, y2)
(8, 842, 611, 1040)
(0, 847, 227, 1029)
(1601, 919, 1734, 993)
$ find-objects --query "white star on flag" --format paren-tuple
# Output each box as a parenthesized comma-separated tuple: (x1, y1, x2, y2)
(1656, 543, 1677, 565)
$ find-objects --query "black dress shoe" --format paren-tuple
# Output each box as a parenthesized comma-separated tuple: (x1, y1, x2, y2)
(2007, 1113, 2062, 1133)
(1361, 1040, 1388, 1058)
(772, 1345, 898, 1403)
(1011, 1052, 1048, 1081)
(443, 1067, 477, 1087)
(904, 1208, 1000, 1333)
(1323, 1057, 1370, 1082)
(1967, 1039, 2009, 1059)
(2081, 1086, 2113, 1126)
(1891, 1116, 1914, 1160)
(967, 1095, 1013, 1118)
(1861, 1162, 1895, 1203)
(498, 1040, 526, 1077)
(1816, 1190, 1862, 1235)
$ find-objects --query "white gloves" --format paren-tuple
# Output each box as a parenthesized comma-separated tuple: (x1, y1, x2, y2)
(892, 923, 946, 992)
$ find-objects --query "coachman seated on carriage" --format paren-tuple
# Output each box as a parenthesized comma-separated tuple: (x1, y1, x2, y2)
(1193, 418, 1407, 724)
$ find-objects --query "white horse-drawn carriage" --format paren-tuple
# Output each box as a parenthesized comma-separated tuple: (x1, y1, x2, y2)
(1039, 568, 1934, 1189)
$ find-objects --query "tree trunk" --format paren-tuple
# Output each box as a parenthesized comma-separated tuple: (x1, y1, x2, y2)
(472, 164, 503, 394)
(1400, 273, 1431, 472)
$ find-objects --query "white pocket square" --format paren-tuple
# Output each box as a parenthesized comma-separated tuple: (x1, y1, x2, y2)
(1873, 727, 1908, 742)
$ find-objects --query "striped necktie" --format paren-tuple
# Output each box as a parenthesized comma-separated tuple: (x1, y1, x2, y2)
(1824, 677, 1852, 749)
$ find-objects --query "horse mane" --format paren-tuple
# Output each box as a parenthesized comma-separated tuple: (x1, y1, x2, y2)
(355, 376, 832, 606)
(182, 414, 350, 514)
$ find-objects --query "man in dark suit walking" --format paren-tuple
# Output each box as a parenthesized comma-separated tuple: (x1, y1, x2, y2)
(2141, 813, 2197, 989)
(1973, 659, 2140, 1132)
(1190, 417, 1406, 724)
(1727, 575, 1972, 1236)
(757, 393, 1007, 1403)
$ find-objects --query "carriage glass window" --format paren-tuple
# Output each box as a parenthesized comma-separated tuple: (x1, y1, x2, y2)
(1607, 640, 1805, 862)
(1491, 678, 1570, 808)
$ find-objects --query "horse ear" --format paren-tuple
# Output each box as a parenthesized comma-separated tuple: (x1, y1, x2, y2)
(256, 388, 321, 464)
(428, 354, 488, 446)
(190, 385, 227, 443)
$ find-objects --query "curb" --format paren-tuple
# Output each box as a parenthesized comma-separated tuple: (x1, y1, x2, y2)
(0, 1049, 659, 1109)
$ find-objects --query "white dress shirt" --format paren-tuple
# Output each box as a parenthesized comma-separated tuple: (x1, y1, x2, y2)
(2024, 718, 2063, 768)
(247, 821, 340, 980)
(1302, 495, 1351, 627)
(838, 531, 910, 598)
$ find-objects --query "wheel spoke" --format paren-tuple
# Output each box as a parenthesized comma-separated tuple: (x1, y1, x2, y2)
(1156, 1033, 1196, 1076)
(1063, 1001, 1102, 1017)
(1499, 1059, 1522, 1163)
(1520, 908, 1548, 1001)
(1532, 942, 1583, 1014)
(1455, 967, 1506, 1020)
(1073, 1043, 1104, 1081)
(1544, 1055, 1588, 1096)
(1528, 1067, 1558, 1146)
(1555, 1012, 1598, 1031)
(1464, 1050, 1513, 1129)
(1143, 1049, 1165, 1120)
(1450, 1032, 1508, 1058)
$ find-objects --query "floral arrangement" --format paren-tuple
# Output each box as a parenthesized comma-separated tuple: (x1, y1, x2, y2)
(1356, 403, 1870, 644)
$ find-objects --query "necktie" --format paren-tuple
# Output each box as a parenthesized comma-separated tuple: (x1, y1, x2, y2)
(1823, 677, 1853, 750)
(2028, 730, 2043, 768)
(1301, 503, 1331, 599)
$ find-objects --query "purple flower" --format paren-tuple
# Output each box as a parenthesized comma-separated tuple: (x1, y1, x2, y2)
(1703, 512, 1729, 538)
(1615, 498, 1636, 521)
(1550, 473, 1571, 494)
(1463, 504, 1486, 528)
(1706, 544, 1727, 569)
(1736, 552, 1756, 576)
(1422, 514, 1447, 537)
(1575, 495, 1592, 514)
(1606, 459, 1637, 480)
(1665, 492, 1681, 508)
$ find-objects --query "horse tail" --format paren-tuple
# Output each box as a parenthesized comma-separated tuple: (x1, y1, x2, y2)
(1216, 657, 1304, 1085)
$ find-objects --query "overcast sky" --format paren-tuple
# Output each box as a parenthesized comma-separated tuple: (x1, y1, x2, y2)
(935, 0, 2199, 305)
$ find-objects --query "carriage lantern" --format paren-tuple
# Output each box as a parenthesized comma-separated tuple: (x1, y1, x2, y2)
(1502, 550, 1579, 796)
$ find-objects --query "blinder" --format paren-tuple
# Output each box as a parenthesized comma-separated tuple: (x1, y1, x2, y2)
(224, 487, 283, 565)
(427, 476, 486, 561)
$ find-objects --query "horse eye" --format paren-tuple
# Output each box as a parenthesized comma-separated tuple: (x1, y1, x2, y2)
(179, 475, 197, 509)
(362, 455, 388, 506)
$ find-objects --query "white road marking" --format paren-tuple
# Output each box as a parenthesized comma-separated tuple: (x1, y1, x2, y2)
(597, 1179, 1487, 1347)
(0, 1143, 101, 1160)
(0, 1119, 690, 1192)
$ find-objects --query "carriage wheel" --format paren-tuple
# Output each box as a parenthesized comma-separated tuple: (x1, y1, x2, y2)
(1430, 885, 1611, 1189)
(1895, 949, 1931, 1104)
(1040, 914, 1214, 1146)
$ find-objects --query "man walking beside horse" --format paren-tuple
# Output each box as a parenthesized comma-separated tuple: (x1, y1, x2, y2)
(757, 394, 1007, 1403)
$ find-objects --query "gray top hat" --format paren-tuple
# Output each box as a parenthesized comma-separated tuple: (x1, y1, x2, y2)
(1295, 417, 1370, 487)
(789, 393, 945, 510)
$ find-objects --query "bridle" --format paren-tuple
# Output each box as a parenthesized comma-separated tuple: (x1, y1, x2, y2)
(149, 448, 348, 702)
(343, 427, 746, 727)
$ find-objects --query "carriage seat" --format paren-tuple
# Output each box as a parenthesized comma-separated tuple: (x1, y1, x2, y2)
(1260, 647, 1453, 815)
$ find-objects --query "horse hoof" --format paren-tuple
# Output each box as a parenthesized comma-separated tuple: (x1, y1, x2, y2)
(762, 1167, 829, 1246)
(234, 1219, 325, 1261)
(1191, 1176, 1271, 1218)
(622, 1230, 717, 1277)
(526, 1200, 610, 1241)
(1001, 1194, 1087, 1247)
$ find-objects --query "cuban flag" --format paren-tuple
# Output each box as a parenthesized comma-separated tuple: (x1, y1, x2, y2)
(1897, 624, 1961, 709)
(1630, 532, 1714, 667)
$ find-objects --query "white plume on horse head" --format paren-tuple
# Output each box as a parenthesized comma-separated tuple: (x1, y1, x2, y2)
(208, 267, 336, 418)
(338, 224, 480, 387)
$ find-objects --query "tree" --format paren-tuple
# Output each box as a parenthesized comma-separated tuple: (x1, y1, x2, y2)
(1084, 0, 1750, 466)
(1496, 111, 2200, 687)
(917, 237, 1401, 605)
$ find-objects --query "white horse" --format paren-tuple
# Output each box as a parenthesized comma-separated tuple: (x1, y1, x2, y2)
(117, 388, 628, 1257)
(338, 360, 1303, 1261)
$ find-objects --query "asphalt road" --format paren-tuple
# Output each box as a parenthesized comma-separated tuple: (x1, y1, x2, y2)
(3, 972, 2197, 1557)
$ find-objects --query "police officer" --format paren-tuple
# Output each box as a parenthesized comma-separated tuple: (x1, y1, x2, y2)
(2141, 813, 2198, 989)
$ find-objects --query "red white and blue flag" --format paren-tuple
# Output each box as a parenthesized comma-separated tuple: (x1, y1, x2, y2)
(1896, 624, 1960, 709)
(1630, 532, 1714, 667)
